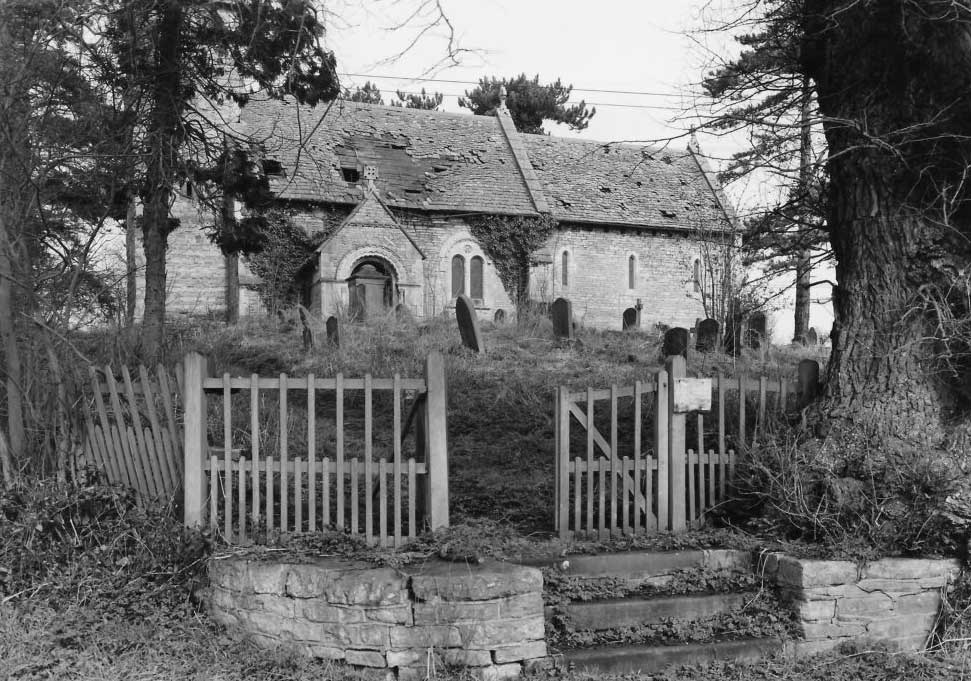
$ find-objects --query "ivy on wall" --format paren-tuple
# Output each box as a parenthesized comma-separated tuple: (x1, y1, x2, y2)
(244, 209, 316, 312)
(467, 213, 557, 305)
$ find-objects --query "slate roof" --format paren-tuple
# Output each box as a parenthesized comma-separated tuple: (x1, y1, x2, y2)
(524, 136, 729, 231)
(238, 98, 732, 231)
(239, 98, 537, 215)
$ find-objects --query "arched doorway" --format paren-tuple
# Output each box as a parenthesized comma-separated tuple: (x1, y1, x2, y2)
(347, 258, 398, 319)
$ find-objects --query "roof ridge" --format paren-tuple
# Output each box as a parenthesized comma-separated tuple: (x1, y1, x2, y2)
(522, 133, 680, 155)
(494, 105, 550, 214)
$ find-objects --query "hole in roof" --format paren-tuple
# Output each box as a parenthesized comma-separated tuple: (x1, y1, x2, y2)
(262, 159, 284, 176)
(636, 181, 643, 187)
(661, 209, 677, 218)
(404, 188, 422, 194)
(341, 167, 360, 182)
(600, 186, 611, 193)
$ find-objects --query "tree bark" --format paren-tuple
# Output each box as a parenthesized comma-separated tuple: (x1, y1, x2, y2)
(140, 1, 183, 361)
(802, 1, 971, 449)
(125, 196, 138, 326)
(0, 213, 22, 487)
(792, 76, 813, 345)
(821, 150, 946, 445)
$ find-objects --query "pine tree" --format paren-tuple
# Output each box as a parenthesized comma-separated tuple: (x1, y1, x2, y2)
(459, 74, 595, 134)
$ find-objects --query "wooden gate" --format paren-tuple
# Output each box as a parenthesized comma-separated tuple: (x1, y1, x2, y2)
(82, 363, 184, 503)
(555, 356, 797, 539)
(181, 351, 449, 548)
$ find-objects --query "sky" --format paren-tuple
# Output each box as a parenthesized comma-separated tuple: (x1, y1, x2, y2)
(324, 0, 835, 342)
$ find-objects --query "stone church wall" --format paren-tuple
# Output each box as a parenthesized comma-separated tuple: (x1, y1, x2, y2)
(532, 224, 708, 331)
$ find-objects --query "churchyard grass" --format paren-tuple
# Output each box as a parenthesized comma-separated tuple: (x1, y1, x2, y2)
(7, 312, 903, 681)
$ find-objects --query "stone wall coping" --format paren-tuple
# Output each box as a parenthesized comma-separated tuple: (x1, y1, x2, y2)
(760, 552, 961, 589)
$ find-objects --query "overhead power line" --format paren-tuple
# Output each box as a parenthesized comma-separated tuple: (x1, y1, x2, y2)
(377, 88, 688, 111)
(339, 72, 683, 98)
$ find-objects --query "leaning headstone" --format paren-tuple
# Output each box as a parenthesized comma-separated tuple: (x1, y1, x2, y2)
(551, 297, 574, 340)
(662, 326, 689, 359)
(807, 327, 818, 346)
(696, 318, 719, 352)
(746, 312, 767, 349)
(298, 305, 315, 351)
(325, 315, 340, 347)
(622, 307, 638, 330)
(455, 294, 485, 353)
(493, 308, 506, 325)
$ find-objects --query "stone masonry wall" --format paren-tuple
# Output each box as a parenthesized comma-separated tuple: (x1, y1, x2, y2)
(207, 556, 547, 681)
(763, 553, 960, 655)
(532, 224, 708, 331)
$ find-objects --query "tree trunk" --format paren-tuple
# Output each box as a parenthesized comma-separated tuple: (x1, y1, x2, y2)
(792, 76, 813, 345)
(0, 214, 22, 487)
(801, 1, 971, 453)
(140, 1, 183, 361)
(125, 196, 138, 326)
(821, 151, 946, 445)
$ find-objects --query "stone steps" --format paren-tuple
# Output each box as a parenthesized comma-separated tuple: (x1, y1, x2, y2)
(542, 549, 789, 674)
(552, 591, 754, 631)
(561, 637, 790, 674)
(526, 548, 751, 583)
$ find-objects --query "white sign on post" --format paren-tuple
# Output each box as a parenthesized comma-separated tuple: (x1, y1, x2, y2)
(673, 378, 712, 412)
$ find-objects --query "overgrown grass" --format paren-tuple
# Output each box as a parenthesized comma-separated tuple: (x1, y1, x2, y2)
(17, 314, 960, 681)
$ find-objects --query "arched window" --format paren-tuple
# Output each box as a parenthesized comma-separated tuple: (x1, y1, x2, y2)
(470, 256, 484, 301)
(693, 258, 702, 292)
(628, 255, 636, 289)
(451, 255, 466, 297)
(561, 250, 570, 287)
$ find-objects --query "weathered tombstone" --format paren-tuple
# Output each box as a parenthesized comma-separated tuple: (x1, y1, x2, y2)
(746, 312, 767, 349)
(455, 294, 485, 353)
(797, 359, 820, 407)
(394, 303, 414, 325)
(325, 315, 340, 347)
(662, 326, 689, 359)
(696, 318, 719, 352)
(807, 327, 818, 346)
(298, 305, 315, 351)
(622, 307, 638, 330)
(551, 297, 574, 341)
(493, 308, 506, 325)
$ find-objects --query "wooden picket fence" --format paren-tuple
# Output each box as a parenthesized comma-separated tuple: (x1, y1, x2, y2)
(182, 351, 449, 548)
(81, 363, 184, 502)
(555, 356, 817, 539)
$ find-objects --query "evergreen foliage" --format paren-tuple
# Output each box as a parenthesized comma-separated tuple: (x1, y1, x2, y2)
(459, 74, 595, 134)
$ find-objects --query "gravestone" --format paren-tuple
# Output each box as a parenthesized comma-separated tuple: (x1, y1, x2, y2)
(696, 318, 719, 352)
(551, 297, 574, 341)
(394, 303, 414, 325)
(622, 307, 638, 330)
(798, 359, 821, 407)
(746, 312, 767, 349)
(298, 306, 315, 351)
(662, 326, 689, 359)
(493, 309, 506, 325)
(807, 327, 818, 346)
(455, 294, 485, 353)
(325, 315, 340, 347)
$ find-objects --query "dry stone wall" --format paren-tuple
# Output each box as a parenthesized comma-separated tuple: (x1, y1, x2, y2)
(763, 553, 960, 654)
(207, 556, 547, 681)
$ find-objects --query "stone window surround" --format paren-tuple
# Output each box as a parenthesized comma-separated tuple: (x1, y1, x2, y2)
(444, 238, 488, 307)
(627, 252, 637, 290)
(559, 248, 571, 288)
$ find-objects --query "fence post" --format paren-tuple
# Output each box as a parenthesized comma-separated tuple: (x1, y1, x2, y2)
(423, 351, 449, 530)
(183, 352, 208, 528)
(797, 359, 820, 408)
(556, 386, 571, 538)
(654, 367, 669, 531)
(666, 355, 687, 532)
